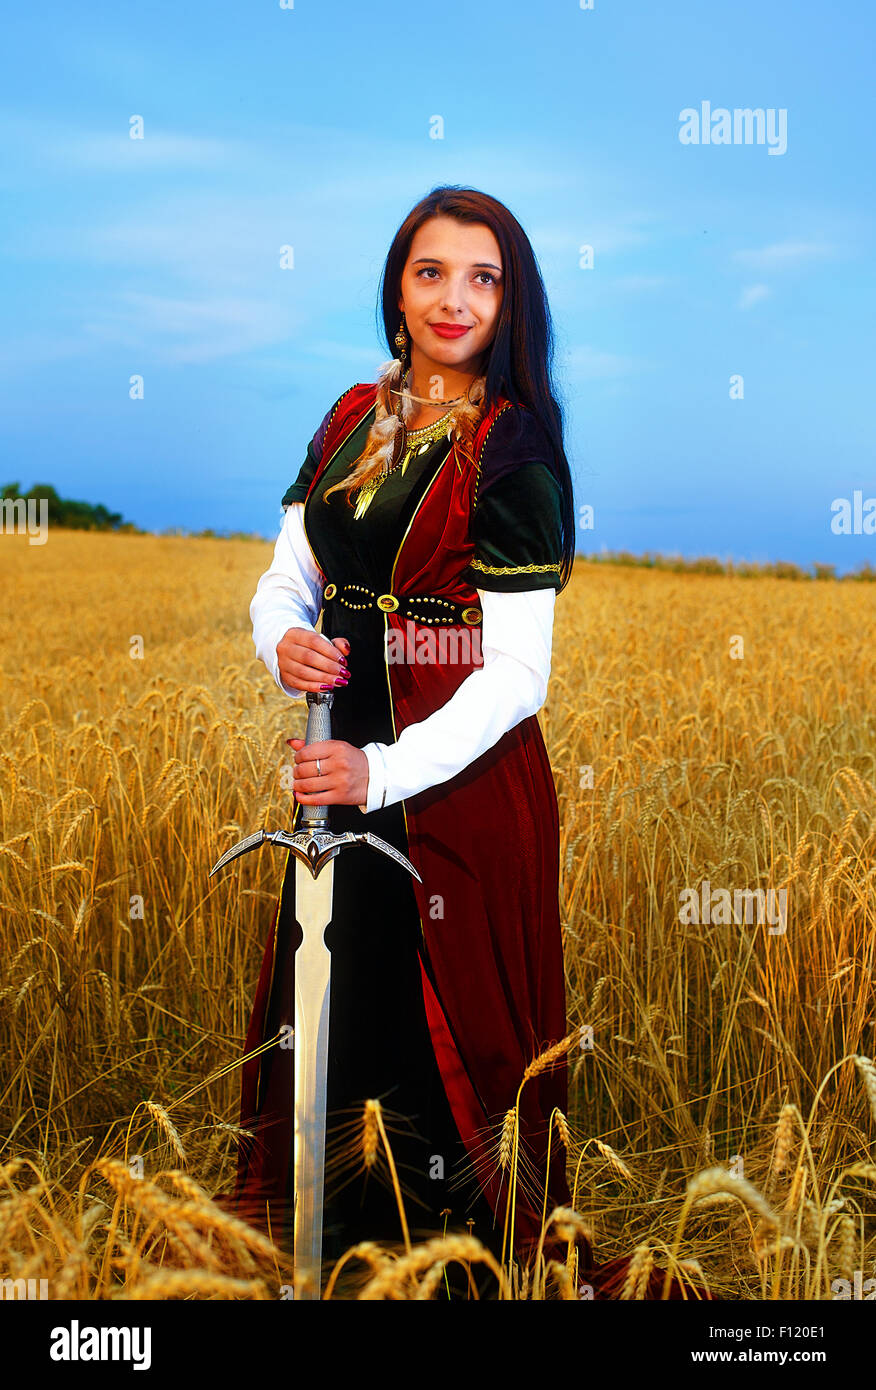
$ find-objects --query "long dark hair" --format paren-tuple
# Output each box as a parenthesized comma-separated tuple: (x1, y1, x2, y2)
(377, 185, 576, 591)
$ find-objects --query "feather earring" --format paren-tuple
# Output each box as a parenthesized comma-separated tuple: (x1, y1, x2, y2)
(373, 355, 415, 473)
(448, 374, 487, 473)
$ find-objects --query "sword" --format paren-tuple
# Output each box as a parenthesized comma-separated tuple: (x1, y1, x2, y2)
(209, 689, 421, 1299)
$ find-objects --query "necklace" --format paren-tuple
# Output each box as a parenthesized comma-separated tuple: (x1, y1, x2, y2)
(390, 365, 469, 408)
(405, 409, 455, 440)
(391, 386, 467, 407)
(352, 408, 455, 521)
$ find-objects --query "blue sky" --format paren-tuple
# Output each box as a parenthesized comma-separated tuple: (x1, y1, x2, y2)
(1, 0, 873, 571)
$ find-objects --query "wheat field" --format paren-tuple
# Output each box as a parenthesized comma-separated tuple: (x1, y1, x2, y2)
(1, 529, 875, 1300)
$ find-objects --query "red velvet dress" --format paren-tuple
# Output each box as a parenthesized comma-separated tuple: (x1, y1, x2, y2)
(218, 383, 713, 1300)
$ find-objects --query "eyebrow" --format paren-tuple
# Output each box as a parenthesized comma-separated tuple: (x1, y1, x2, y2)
(412, 257, 503, 272)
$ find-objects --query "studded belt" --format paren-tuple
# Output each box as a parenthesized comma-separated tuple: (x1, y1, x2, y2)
(323, 582, 482, 626)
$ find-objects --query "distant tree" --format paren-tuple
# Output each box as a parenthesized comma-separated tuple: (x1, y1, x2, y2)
(0, 481, 130, 531)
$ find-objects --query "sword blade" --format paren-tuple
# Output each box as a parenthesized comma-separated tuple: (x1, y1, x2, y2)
(292, 852, 334, 1299)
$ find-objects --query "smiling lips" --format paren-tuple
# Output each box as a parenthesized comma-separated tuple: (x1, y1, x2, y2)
(429, 322, 472, 339)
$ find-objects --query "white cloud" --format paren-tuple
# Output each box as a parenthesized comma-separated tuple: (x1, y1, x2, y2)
(559, 343, 646, 379)
(535, 215, 658, 259)
(738, 284, 771, 310)
(17, 189, 387, 294)
(297, 340, 387, 365)
(612, 274, 672, 293)
(732, 241, 836, 270)
(75, 199, 283, 283)
(1, 112, 247, 171)
(0, 332, 96, 370)
(81, 290, 298, 363)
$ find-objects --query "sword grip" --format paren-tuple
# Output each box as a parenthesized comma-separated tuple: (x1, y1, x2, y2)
(300, 691, 334, 830)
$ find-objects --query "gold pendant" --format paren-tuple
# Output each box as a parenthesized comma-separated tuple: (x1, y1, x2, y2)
(353, 485, 377, 520)
(352, 432, 443, 521)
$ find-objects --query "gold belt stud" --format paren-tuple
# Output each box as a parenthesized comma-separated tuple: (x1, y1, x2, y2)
(461, 607, 482, 625)
(376, 593, 399, 612)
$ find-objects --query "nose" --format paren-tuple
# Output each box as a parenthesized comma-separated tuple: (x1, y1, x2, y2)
(439, 274, 469, 316)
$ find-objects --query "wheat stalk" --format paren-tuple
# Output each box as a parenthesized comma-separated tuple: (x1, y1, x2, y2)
(544, 1258, 577, 1300)
(143, 1102, 186, 1164)
(769, 1103, 798, 1184)
(554, 1109, 572, 1150)
(498, 1109, 516, 1171)
(593, 1139, 634, 1182)
(522, 1031, 577, 1081)
(620, 1243, 654, 1299)
(323, 1242, 392, 1300)
(853, 1055, 876, 1124)
(361, 1100, 379, 1168)
(831, 1214, 857, 1280)
(126, 1270, 269, 1299)
(687, 1168, 779, 1224)
(357, 1235, 505, 1300)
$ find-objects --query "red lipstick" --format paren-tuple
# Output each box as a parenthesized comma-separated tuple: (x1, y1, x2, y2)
(429, 323, 472, 339)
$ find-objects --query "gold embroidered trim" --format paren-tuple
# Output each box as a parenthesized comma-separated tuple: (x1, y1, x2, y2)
(472, 403, 513, 514)
(470, 558, 563, 575)
(325, 382, 364, 438)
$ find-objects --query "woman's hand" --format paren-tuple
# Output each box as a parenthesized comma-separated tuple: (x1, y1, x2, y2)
(277, 628, 350, 692)
(287, 738, 370, 806)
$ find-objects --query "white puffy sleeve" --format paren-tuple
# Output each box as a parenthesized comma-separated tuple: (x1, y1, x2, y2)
(357, 586, 555, 813)
(250, 503, 326, 699)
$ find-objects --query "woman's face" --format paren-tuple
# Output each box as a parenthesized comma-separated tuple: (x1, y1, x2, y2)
(397, 215, 503, 382)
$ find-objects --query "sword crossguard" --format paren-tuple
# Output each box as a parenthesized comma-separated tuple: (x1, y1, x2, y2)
(208, 691, 421, 883)
(209, 826, 422, 882)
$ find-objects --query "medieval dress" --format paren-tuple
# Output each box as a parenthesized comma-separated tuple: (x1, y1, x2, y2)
(221, 381, 710, 1300)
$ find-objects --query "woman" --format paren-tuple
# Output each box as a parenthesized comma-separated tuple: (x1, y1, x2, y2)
(222, 186, 704, 1300)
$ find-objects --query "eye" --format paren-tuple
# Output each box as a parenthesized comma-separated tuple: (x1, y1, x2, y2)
(414, 266, 440, 279)
(475, 271, 499, 286)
